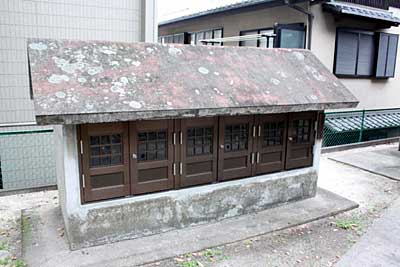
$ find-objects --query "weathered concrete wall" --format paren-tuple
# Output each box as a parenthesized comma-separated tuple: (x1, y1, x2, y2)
(57, 125, 320, 250)
(68, 170, 317, 249)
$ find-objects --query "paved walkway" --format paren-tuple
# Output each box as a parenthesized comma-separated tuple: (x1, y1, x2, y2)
(329, 146, 400, 181)
(336, 196, 400, 267)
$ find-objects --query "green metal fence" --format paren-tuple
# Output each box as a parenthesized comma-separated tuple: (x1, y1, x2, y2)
(323, 108, 400, 147)
(0, 128, 56, 192)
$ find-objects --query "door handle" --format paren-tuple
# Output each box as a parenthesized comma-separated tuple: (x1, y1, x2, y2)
(132, 153, 137, 159)
(288, 137, 293, 142)
(257, 152, 260, 164)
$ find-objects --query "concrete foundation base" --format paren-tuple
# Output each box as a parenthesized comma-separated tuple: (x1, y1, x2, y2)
(66, 169, 317, 250)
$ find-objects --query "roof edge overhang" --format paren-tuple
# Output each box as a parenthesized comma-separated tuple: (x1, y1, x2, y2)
(323, 2, 400, 27)
(159, 0, 312, 27)
(35, 102, 359, 125)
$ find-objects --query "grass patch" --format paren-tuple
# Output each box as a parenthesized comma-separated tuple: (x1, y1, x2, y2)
(0, 242, 8, 251)
(0, 257, 26, 267)
(335, 218, 362, 230)
(181, 260, 199, 267)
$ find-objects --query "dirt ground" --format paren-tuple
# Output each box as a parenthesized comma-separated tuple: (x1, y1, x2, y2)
(0, 190, 58, 266)
(0, 144, 399, 267)
(142, 145, 400, 267)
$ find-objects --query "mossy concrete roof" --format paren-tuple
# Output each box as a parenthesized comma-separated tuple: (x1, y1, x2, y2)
(27, 39, 358, 125)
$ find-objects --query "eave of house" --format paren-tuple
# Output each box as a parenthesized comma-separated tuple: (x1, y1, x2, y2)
(323, 1, 400, 27)
(27, 39, 358, 125)
(158, 0, 317, 27)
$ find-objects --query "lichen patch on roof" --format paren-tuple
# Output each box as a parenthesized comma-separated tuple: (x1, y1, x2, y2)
(27, 39, 358, 125)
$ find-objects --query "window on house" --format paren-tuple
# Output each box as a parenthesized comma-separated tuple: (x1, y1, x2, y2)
(376, 32, 399, 78)
(159, 33, 189, 44)
(190, 28, 223, 46)
(334, 29, 375, 77)
(335, 29, 399, 78)
(240, 28, 274, 48)
(274, 24, 306, 49)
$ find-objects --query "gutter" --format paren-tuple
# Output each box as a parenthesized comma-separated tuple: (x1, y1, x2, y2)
(284, 0, 314, 50)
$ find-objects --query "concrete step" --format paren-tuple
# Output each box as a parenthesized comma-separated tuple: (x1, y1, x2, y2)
(22, 188, 358, 267)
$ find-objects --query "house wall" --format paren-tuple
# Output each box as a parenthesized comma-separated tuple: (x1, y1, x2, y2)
(159, 3, 400, 110)
(159, 4, 308, 47)
(0, 0, 157, 192)
(311, 4, 400, 110)
(58, 120, 322, 250)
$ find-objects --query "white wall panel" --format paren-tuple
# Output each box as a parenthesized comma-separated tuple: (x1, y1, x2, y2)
(0, 0, 146, 125)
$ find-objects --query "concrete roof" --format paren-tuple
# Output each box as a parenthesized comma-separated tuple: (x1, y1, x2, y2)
(159, 0, 312, 26)
(27, 39, 358, 125)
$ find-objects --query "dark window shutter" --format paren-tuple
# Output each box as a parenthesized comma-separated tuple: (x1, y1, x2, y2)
(335, 31, 358, 76)
(376, 33, 389, 77)
(357, 33, 375, 76)
(376, 33, 399, 78)
(386, 34, 398, 77)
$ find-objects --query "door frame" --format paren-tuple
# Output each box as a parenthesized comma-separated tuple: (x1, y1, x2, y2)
(129, 120, 174, 195)
(218, 115, 255, 181)
(178, 117, 219, 187)
(285, 112, 316, 170)
(80, 123, 130, 203)
(253, 114, 288, 175)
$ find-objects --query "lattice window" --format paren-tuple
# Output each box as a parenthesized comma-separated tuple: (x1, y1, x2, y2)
(138, 131, 167, 162)
(293, 119, 311, 143)
(224, 124, 248, 152)
(89, 134, 123, 168)
(263, 121, 285, 146)
(187, 127, 213, 156)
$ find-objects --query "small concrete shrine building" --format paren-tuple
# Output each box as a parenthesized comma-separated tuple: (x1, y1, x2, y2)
(27, 39, 358, 249)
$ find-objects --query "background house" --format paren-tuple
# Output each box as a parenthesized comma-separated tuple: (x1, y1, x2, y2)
(0, 0, 157, 192)
(159, 0, 400, 146)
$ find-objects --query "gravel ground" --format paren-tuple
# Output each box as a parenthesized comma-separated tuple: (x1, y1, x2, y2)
(142, 145, 400, 267)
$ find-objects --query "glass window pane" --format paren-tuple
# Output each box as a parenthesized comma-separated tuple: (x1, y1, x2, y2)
(196, 32, 205, 45)
(90, 136, 100, 145)
(186, 127, 213, 157)
(137, 130, 168, 162)
(89, 134, 123, 168)
(259, 29, 274, 48)
(240, 30, 258, 47)
(279, 29, 305, 48)
(190, 33, 196, 45)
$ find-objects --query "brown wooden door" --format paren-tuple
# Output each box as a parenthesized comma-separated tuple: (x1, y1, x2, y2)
(81, 123, 130, 202)
(254, 114, 288, 175)
(130, 120, 174, 194)
(218, 116, 255, 181)
(179, 118, 218, 187)
(285, 112, 316, 170)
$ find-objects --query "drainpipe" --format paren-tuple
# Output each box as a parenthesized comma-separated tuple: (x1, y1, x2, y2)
(284, 0, 314, 50)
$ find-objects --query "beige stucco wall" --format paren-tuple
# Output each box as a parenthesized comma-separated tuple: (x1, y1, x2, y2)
(160, 3, 400, 111)
(159, 4, 308, 47)
(311, 4, 400, 110)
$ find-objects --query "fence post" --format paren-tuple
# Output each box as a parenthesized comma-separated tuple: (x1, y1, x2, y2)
(359, 109, 366, 143)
